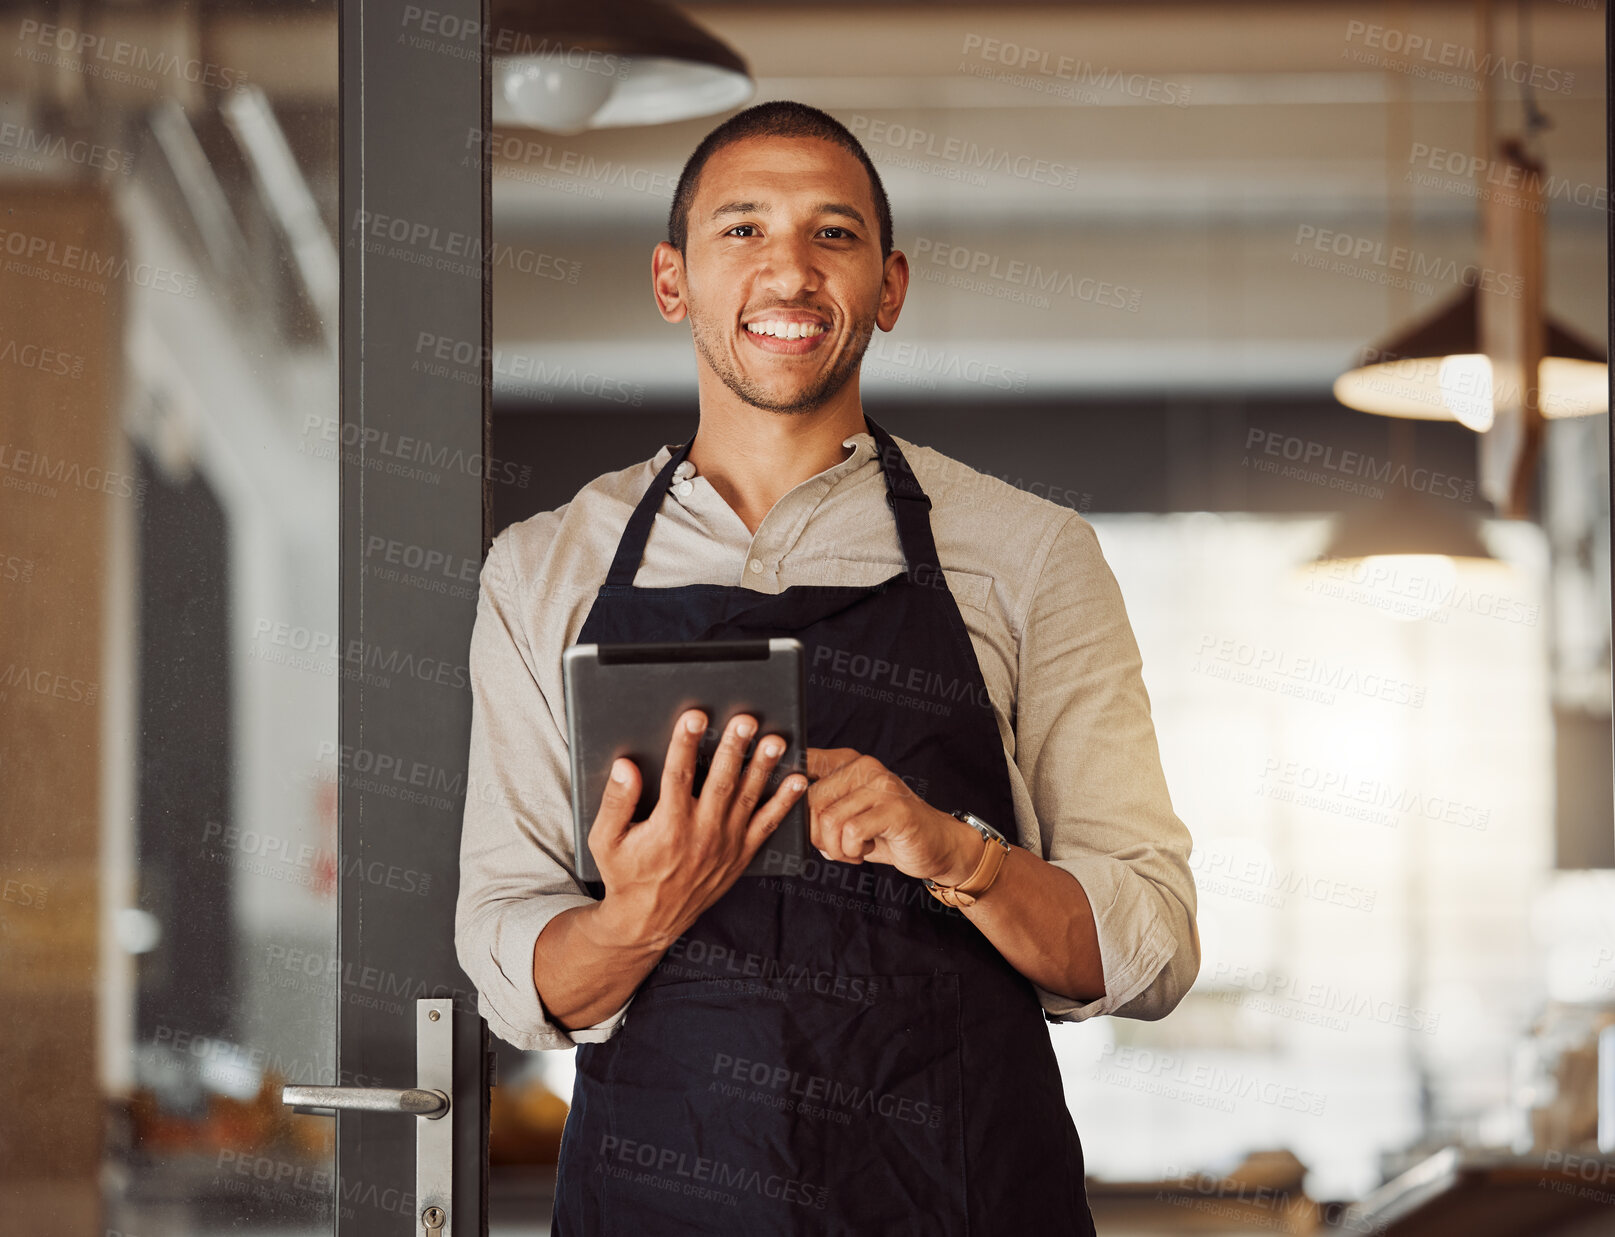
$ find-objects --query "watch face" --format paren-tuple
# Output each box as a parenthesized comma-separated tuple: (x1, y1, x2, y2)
(953, 809, 1008, 846)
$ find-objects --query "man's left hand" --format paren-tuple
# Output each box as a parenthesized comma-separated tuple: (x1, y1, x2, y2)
(805, 748, 983, 885)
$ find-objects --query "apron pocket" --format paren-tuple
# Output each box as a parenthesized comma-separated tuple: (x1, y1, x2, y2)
(588, 971, 969, 1237)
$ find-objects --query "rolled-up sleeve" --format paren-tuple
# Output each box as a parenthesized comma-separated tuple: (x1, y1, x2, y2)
(453, 531, 631, 1050)
(1015, 513, 1199, 1023)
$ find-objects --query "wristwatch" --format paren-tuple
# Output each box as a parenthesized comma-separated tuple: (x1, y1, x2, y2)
(924, 809, 1012, 909)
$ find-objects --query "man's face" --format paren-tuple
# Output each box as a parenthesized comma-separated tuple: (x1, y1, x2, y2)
(660, 135, 903, 416)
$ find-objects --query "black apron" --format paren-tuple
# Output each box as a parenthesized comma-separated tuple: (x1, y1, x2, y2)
(553, 415, 1094, 1237)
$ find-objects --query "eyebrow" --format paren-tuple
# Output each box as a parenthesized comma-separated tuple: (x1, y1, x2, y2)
(710, 200, 868, 229)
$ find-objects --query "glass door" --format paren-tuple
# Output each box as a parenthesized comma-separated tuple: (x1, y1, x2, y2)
(0, 1, 488, 1232)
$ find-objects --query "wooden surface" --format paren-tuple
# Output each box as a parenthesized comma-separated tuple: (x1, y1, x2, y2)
(0, 179, 124, 1231)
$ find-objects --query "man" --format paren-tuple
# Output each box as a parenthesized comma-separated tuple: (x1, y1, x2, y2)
(456, 101, 1197, 1235)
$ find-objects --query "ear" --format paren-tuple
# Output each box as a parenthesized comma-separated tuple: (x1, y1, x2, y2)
(651, 241, 688, 324)
(875, 249, 909, 333)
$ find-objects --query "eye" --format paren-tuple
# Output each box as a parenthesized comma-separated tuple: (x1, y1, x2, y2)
(725, 224, 759, 237)
(819, 226, 855, 240)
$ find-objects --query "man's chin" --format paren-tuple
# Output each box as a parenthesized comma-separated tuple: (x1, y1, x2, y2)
(768, 381, 860, 415)
(728, 373, 850, 416)
(741, 393, 830, 416)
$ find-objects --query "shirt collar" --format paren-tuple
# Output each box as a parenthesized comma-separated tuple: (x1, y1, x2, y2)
(651, 431, 880, 485)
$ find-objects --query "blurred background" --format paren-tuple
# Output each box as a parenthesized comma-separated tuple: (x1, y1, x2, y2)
(1, 1, 1611, 1235)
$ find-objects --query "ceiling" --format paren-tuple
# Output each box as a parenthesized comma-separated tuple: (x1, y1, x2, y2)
(487, 1, 1608, 402)
(9, 0, 1595, 401)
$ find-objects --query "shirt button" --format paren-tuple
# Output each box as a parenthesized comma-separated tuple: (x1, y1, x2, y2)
(676, 481, 694, 497)
(674, 461, 694, 480)
(749, 558, 764, 574)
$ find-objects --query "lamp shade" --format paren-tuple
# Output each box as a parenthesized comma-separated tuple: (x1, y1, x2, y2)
(1305, 497, 1506, 624)
(1333, 286, 1608, 427)
(1319, 498, 1495, 563)
(489, 0, 752, 133)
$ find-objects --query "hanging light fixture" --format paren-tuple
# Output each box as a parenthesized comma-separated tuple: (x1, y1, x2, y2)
(489, 0, 753, 134)
(1319, 497, 1496, 563)
(1333, 0, 1606, 518)
(1310, 421, 1499, 574)
(1315, 2, 1505, 571)
(1303, 498, 1505, 625)
(1333, 285, 1608, 429)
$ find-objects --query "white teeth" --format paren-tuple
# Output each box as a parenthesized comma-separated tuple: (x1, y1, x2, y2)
(746, 320, 825, 339)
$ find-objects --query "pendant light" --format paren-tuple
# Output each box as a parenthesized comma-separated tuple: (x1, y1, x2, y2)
(489, 0, 753, 134)
(1333, 284, 1607, 429)
(1317, 8, 1499, 571)
(1306, 502, 1504, 625)
(1332, 0, 1607, 518)
(1312, 420, 1499, 573)
(1319, 497, 1496, 564)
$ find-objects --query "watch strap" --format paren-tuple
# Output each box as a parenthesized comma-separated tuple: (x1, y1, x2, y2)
(926, 813, 1010, 909)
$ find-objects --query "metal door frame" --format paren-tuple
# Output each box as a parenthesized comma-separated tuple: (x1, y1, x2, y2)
(338, 1, 491, 1232)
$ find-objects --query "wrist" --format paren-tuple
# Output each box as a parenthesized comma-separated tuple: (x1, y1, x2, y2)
(585, 894, 675, 956)
(930, 811, 989, 886)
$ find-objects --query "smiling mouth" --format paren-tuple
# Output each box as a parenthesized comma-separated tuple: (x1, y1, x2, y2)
(744, 319, 828, 341)
(740, 315, 830, 357)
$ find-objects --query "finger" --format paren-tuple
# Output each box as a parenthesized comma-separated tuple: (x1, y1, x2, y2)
(743, 770, 809, 856)
(805, 747, 860, 781)
(807, 753, 889, 818)
(697, 713, 757, 821)
(838, 810, 885, 863)
(806, 775, 847, 820)
(658, 708, 707, 805)
(727, 732, 788, 830)
(805, 757, 858, 813)
(589, 758, 642, 858)
(813, 784, 891, 865)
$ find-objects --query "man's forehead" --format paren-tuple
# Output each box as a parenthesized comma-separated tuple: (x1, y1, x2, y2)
(694, 136, 873, 210)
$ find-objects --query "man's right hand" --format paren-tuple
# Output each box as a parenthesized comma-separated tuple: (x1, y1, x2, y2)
(533, 708, 805, 1034)
(588, 708, 807, 950)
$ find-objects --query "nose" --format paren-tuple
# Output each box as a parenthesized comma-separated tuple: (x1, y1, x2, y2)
(758, 234, 820, 300)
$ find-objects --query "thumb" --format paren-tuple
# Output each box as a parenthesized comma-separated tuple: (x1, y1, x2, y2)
(589, 758, 641, 853)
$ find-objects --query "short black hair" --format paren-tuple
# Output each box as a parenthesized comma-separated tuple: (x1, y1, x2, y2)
(667, 101, 893, 260)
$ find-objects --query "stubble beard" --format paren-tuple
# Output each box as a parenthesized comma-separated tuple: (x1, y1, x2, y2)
(690, 303, 876, 416)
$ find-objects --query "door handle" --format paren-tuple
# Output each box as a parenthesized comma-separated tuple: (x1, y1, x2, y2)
(281, 997, 456, 1236)
(281, 1085, 449, 1117)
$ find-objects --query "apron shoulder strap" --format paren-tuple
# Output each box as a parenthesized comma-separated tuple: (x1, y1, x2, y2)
(603, 440, 693, 588)
(863, 414, 944, 577)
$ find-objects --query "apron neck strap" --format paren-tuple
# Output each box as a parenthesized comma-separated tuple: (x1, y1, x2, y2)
(603, 414, 941, 589)
(603, 439, 693, 587)
(862, 414, 942, 576)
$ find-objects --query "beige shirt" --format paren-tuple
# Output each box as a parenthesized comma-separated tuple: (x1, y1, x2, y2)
(454, 429, 1199, 1052)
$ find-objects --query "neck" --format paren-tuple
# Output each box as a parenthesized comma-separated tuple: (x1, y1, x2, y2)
(686, 395, 868, 535)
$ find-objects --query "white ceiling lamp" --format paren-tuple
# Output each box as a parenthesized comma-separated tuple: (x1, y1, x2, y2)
(489, 0, 753, 134)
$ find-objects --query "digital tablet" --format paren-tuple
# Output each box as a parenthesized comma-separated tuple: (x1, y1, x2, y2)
(562, 638, 808, 889)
